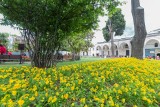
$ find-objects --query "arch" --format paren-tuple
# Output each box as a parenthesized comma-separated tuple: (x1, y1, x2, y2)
(145, 39, 160, 46)
(144, 39, 160, 58)
(119, 42, 131, 57)
(102, 45, 110, 57)
(103, 45, 109, 50)
(119, 42, 130, 49)
(108, 44, 118, 56)
(96, 45, 103, 57)
(96, 46, 102, 51)
(113, 44, 118, 50)
(145, 39, 160, 49)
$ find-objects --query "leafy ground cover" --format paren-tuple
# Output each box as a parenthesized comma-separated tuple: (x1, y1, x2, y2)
(0, 58, 160, 107)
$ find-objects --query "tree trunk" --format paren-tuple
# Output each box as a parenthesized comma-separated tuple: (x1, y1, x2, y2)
(110, 32, 114, 57)
(72, 51, 76, 61)
(22, 29, 60, 68)
(108, 19, 114, 57)
(131, 0, 147, 59)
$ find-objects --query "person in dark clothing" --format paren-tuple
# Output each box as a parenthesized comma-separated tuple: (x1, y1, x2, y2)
(20, 52, 26, 64)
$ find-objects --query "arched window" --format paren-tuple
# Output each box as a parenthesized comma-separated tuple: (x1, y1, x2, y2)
(155, 43, 158, 47)
(115, 45, 118, 49)
(125, 44, 128, 48)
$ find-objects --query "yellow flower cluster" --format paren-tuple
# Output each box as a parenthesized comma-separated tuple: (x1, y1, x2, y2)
(0, 58, 160, 106)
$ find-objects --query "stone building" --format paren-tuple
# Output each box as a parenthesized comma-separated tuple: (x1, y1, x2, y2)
(81, 29, 160, 58)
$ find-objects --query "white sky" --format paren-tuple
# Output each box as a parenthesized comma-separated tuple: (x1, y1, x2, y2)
(0, 0, 160, 44)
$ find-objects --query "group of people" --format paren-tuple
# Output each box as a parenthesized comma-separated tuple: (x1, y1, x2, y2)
(146, 55, 160, 60)
(0, 44, 12, 55)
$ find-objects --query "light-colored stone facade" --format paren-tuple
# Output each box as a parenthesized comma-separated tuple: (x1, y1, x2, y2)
(81, 29, 160, 58)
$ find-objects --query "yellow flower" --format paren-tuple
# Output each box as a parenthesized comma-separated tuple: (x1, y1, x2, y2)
(100, 99, 105, 103)
(48, 96, 52, 102)
(142, 96, 147, 101)
(66, 83, 70, 86)
(8, 99, 14, 107)
(78, 79, 82, 84)
(71, 86, 75, 91)
(12, 91, 17, 96)
(94, 96, 99, 101)
(84, 105, 88, 107)
(45, 93, 48, 97)
(45, 78, 49, 84)
(35, 91, 38, 96)
(115, 104, 119, 107)
(52, 96, 57, 103)
(64, 94, 68, 99)
(146, 99, 152, 104)
(133, 105, 137, 107)
(121, 98, 125, 103)
(2, 87, 6, 91)
(101, 104, 105, 107)
(104, 95, 108, 99)
(18, 99, 24, 106)
(13, 83, 21, 89)
(33, 85, 37, 91)
(116, 96, 119, 100)
(29, 96, 35, 101)
(118, 89, 122, 94)
(80, 98, 85, 103)
(108, 100, 114, 106)
(56, 92, 59, 96)
(134, 91, 137, 95)
(71, 103, 75, 106)
(114, 83, 119, 87)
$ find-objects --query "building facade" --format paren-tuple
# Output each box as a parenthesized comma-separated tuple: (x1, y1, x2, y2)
(81, 29, 160, 58)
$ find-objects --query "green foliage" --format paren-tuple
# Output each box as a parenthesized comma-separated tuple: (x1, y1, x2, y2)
(0, 32, 9, 47)
(61, 31, 94, 54)
(0, 0, 121, 67)
(103, 9, 126, 42)
(102, 27, 110, 42)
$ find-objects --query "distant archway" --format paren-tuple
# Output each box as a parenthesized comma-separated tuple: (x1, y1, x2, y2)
(144, 39, 160, 58)
(119, 42, 130, 57)
(96, 46, 102, 57)
(103, 45, 109, 57)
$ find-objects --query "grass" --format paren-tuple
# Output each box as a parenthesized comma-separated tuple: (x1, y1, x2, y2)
(57, 57, 104, 67)
(0, 57, 105, 69)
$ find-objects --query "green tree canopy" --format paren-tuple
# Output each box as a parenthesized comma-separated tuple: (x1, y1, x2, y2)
(102, 9, 126, 42)
(0, 0, 121, 67)
(60, 31, 94, 60)
(0, 32, 9, 47)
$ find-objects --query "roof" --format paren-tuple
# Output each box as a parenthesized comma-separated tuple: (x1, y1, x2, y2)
(97, 28, 160, 44)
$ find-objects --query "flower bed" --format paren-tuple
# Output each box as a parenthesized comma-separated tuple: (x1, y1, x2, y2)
(0, 58, 160, 106)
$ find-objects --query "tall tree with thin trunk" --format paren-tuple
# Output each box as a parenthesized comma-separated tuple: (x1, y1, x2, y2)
(103, 9, 125, 57)
(131, 0, 147, 59)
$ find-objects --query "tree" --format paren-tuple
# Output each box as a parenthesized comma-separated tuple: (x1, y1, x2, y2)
(61, 31, 94, 60)
(0, 32, 9, 48)
(131, 0, 147, 59)
(0, 0, 121, 68)
(82, 32, 94, 54)
(102, 9, 126, 56)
